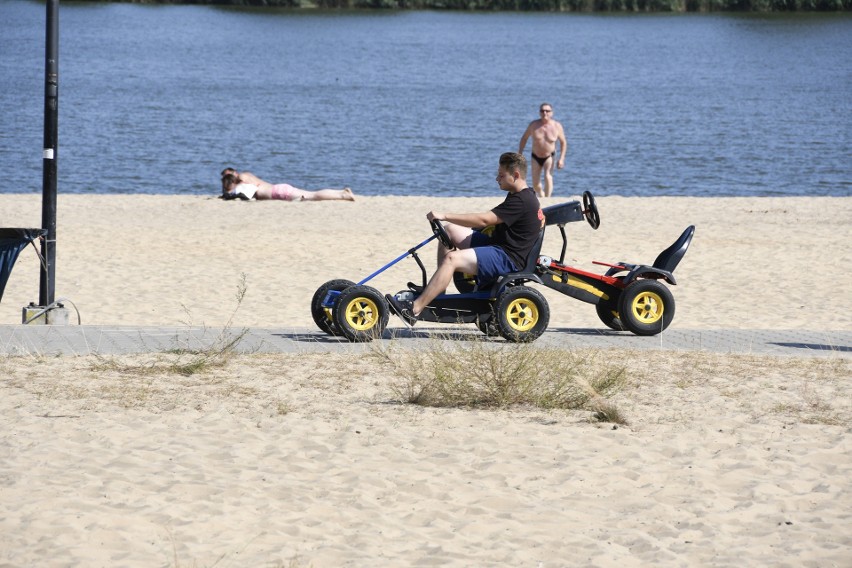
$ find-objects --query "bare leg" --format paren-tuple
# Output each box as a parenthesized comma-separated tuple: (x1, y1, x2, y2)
(530, 159, 543, 197)
(438, 223, 474, 264)
(420, 223, 473, 296)
(413, 248, 478, 315)
(299, 187, 355, 201)
(543, 157, 555, 197)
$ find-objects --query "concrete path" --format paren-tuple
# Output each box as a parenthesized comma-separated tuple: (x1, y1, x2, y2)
(1, 324, 849, 358)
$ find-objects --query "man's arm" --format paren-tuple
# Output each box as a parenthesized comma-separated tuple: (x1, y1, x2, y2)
(428, 210, 502, 228)
(556, 123, 567, 169)
(518, 123, 534, 154)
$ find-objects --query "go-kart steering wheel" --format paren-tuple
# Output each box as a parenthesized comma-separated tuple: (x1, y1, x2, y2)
(583, 191, 601, 230)
(430, 219, 453, 249)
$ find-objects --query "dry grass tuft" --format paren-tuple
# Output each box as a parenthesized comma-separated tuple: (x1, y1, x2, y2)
(371, 338, 628, 416)
(589, 400, 629, 425)
(92, 273, 250, 377)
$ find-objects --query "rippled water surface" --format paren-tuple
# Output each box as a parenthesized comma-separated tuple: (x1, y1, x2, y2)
(1, 2, 849, 197)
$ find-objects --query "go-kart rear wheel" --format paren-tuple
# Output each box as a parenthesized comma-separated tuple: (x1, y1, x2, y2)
(311, 279, 355, 335)
(618, 279, 675, 336)
(332, 285, 389, 343)
(595, 294, 625, 331)
(494, 286, 549, 343)
(453, 271, 477, 294)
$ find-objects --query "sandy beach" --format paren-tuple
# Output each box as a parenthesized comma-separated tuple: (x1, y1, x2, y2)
(2, 194, 851, 330)
(1, 194, 850, 566)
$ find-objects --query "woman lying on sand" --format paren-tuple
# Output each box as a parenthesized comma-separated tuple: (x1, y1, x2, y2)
(220, 168, 355, 202)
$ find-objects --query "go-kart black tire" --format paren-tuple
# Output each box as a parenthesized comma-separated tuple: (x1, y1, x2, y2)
(476, 314, 501, 337)
(595, 295, 626, 331)
(618, 279, 675, 336)
(494, 286, 549, 343)
(332, 285, 389, 343)
(311, 279, 355, 336)
(454, 271, 477, 294)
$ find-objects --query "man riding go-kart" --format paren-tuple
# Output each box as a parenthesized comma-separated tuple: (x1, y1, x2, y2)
(311, 153, 694, 343)
(385, 152, 542, 328)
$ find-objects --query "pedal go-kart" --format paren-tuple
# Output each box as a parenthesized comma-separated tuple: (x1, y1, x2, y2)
(311, 191, 694, 343)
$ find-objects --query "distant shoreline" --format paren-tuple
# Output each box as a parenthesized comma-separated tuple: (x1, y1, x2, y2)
(60, 0, 851, 13)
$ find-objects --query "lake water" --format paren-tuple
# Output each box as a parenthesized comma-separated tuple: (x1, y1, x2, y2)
(1, 1, 849, 198)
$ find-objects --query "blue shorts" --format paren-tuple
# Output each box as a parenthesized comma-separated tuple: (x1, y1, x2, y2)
(470, 230, 517, 286)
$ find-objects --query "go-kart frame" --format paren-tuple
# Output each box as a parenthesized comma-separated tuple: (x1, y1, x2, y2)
(311, 191, 694, 343)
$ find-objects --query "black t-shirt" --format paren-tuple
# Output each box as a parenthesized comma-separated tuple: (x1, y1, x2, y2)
(490, 187, 543, 269)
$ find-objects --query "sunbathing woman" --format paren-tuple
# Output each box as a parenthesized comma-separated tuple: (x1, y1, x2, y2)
(220, 169, 354, 202)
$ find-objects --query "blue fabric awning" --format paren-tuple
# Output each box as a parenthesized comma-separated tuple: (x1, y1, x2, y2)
(0, 228, 46, 303)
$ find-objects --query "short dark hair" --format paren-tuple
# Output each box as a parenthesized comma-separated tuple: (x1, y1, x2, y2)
(539, 102, 552, 112)
(221, 173, 239, 193)
(221, 167, 237, 177)
(499, 152, 527, 177)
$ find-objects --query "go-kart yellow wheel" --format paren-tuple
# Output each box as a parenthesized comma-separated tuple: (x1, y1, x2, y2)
(332, 285, 389, 342)
(618, 279, 675, 336)
(311, 279, 355, 336)
(494, 286, 549, 343)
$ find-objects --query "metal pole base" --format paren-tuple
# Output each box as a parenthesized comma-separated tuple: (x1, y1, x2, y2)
(22, 302, 70, 325)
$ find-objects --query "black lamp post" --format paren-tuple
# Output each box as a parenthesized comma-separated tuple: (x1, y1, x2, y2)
(40, 0, 59, 307)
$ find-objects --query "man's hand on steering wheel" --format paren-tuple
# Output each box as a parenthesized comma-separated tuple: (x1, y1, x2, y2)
(427, 212, 454, 250)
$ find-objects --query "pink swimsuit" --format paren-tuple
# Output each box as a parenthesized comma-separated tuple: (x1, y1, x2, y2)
(271, 184, 298, 201)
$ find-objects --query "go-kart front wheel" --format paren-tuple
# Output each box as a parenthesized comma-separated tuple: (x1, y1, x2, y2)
(311, 279, 355, 336)
(476, 314, 501, 337)
(494, 286, 550, 343)
(332, 285, 389, 342)
(618, 279, 675, 336)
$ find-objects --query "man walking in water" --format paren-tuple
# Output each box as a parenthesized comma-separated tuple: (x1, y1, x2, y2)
(518, 103, 567, 198)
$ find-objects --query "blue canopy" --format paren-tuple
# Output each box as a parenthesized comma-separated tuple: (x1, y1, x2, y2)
(0, 228, 46, 303)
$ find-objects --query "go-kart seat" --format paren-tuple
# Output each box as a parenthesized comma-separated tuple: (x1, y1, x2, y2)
(486, 199, 580, 288)
(652, 225, 695, 273)
(601, 225, 695, 284)
(486, 227, 546, 293)
(514, 227, 546, 275)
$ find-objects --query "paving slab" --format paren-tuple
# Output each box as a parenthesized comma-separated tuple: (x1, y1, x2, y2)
(1, 325, 849, 358)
